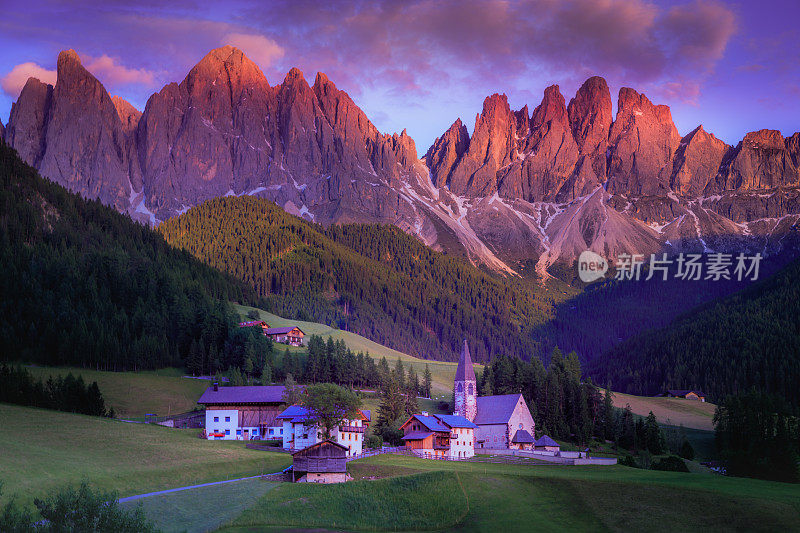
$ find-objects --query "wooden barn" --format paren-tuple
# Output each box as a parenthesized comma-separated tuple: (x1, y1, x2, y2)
(660, 389, 706, 402)
(291, 440, 350, 483)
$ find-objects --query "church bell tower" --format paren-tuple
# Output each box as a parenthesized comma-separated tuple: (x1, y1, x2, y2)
(454, 339, 477, 421)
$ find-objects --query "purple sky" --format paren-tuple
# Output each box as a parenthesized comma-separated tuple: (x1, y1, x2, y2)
(1, 0, 798, 154)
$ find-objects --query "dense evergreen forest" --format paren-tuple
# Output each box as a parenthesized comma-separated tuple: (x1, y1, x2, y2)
(0, 364, 111, 417)
(159, 196, 554, 362)
(0, 140, 266, 371)
(587, 256, 800, 408)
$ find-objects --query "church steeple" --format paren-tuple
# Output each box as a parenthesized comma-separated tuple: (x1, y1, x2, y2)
(454, 339, 477, 421)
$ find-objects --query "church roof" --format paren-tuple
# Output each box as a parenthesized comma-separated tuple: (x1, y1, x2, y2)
(473, 393, 527, 425)
(454, 339, 476, 382)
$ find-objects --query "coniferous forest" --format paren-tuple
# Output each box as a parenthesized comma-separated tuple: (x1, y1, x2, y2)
(587, 255, 800, 409)
(0, 140, 266, 372)
(158, 195, 553, 362)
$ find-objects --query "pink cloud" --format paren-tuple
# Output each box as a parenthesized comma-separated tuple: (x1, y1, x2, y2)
(222, 33, 285, 69)
(1, 62, 56, 97)
(81, 54, 156, 87)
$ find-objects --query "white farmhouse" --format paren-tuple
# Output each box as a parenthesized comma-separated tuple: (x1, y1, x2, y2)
(277, 405, 371, 456)
(198, 384, 286, 440)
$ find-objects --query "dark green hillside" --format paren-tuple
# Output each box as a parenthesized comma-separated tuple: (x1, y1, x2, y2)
(158, 196, 554, 362)
(588, 256, 800, 408)
(0, 140, 263, 371)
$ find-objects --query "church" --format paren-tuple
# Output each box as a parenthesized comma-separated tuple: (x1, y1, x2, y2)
(454, 340, 536, 450)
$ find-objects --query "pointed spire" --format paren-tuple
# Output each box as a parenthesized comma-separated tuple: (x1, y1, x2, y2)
(455, 339, 476, 382)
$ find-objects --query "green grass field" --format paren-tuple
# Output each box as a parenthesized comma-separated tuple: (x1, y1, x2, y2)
(0, 404, 290, 507)
(611, 391, 717, 431)
(220, 454, 800, 532)
(234, 303, 481, 398)
(22, 365, 209, 419)
(120, 478, 280, 533)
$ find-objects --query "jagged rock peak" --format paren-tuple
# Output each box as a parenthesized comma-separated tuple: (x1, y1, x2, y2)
(57, 49, 82, 69)
(742, 129, 786, 150)
(567, 76, 612, 153)
(111, 96, 141, 134)
(531, 84, 568, 127)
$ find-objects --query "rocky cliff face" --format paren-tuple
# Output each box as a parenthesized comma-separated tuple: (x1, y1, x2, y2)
(5, 47, 800, 276)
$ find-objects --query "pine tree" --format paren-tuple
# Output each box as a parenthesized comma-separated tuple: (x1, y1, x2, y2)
(261, 362, 272, 385)
(423, 364, 433, 398)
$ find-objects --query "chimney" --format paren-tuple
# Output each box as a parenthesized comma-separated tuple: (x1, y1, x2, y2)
(213, 382, 219, 392)
(421, 411, 429, 417)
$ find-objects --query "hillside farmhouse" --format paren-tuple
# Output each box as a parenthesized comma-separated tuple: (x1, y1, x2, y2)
(198, 384, 286, 440)
(237, 320, 306, 346)
(277, 405, 370, 456)
(659, 389, 706, 402)
(291, 440, 350, 483)
(400, 413, 476, 459)
(454, 340, 536, 449)
(265, 326, 305, 346)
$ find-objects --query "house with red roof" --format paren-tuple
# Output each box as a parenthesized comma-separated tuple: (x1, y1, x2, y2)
(400, 412, 477, 459)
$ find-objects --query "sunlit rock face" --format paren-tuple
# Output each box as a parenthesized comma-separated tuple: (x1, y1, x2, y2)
(5, 49, 800, 274)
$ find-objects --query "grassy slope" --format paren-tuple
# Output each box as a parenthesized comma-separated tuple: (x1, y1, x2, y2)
(120, 478, 279, 533)
(0, 404, 290, 506)
(235, 303, 481, 399)
(224, 454, 800, 532)
(611, 391, 717, 431)
(22, 366, 208, 418)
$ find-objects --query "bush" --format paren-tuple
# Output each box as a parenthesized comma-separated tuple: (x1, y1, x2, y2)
(619, 454, 638, 468)
(366, 434, 383, 449)
(0, 481, 158, 532)
(652, 455, 690, 473)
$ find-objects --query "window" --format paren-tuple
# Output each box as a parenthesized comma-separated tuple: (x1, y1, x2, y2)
(214, 417, 219, 422)
(225, 416, 231, 422)
(519, 423, 523, 429)
(280, 429, 283, 434)
(457, 383, 463, 392)
(236, 430, 242, 436)
(225, 429, 230, 435)
(468, 383, 473, 395)
(269, 428, 274, 435)
(253, 429, 258, 436)
(303, 433, 308, 439)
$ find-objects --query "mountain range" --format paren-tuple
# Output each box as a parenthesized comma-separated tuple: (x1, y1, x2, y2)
(3, 46, 800, 276)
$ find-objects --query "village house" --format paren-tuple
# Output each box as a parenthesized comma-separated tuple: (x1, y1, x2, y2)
(291, 440, 351, 483)
(659, 389, 706, 402)
(400, 413, 476, 459)
(237, 320, 305, 346)
(198, 384, 286, 440)
(265, 326, 305, 346)
(454, 340, 536, 449)
(277, 405, 370, 456)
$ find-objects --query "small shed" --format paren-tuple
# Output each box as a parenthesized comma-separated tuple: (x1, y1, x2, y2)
(291, 440, 350, 483)
(534, 435, 560, 452)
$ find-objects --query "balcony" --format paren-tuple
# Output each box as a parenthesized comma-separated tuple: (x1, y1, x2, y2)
(339, 425, 366, 434)
(433, 439, 451, 450)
